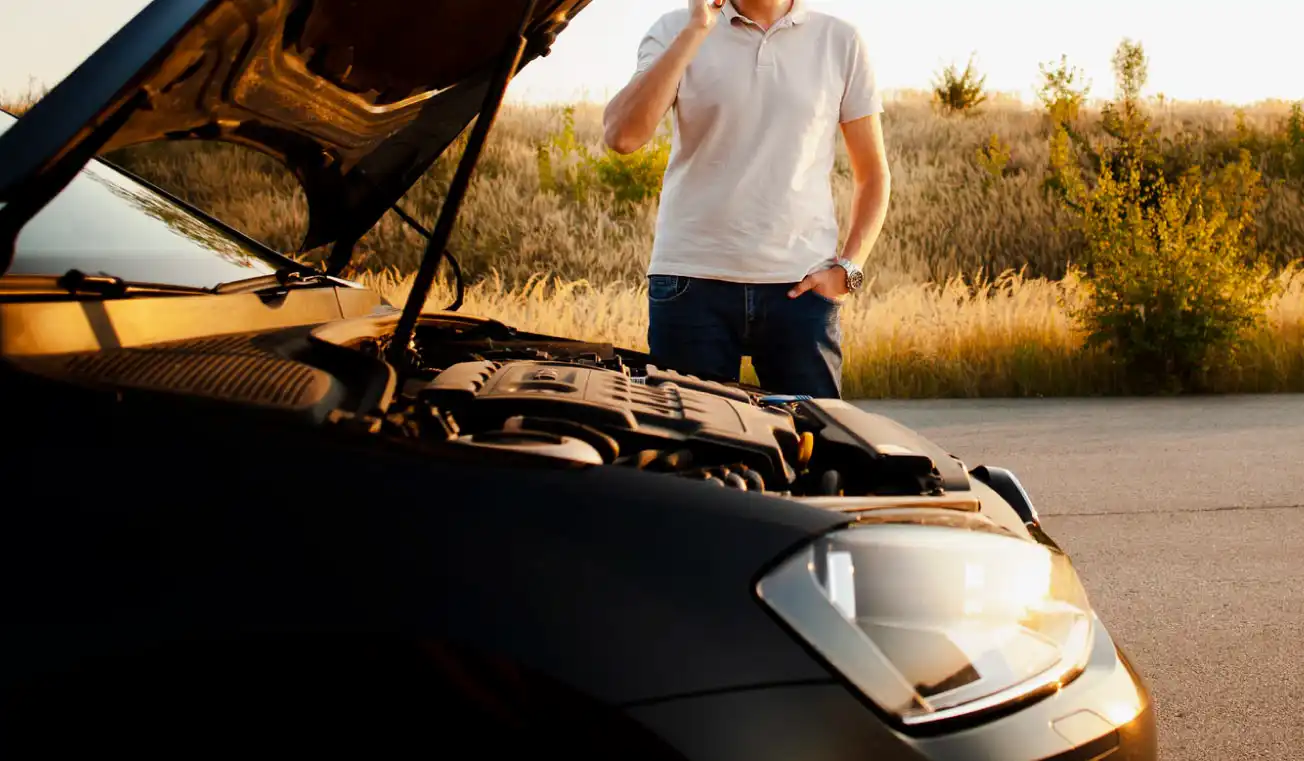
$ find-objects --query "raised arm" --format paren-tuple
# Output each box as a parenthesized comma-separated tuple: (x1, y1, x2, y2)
(602, 1, 724, 155)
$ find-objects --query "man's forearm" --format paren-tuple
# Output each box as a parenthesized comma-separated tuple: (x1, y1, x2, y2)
(603, 26, 710, 154)
(840, 170, 891, 267)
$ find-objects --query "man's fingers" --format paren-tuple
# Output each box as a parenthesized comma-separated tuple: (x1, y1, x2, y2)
(788, 277, 814, 299)
(694, 0, 724, 18)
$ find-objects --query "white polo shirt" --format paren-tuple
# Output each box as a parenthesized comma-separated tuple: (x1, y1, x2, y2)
(636, 0, 883, 284)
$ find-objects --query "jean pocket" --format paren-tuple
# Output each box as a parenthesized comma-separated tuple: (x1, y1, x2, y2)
(648, 275, 692, 303)
(809, 290, 844, 307)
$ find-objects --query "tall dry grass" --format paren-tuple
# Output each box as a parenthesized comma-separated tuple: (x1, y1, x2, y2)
(99, 96, 1304, 291)
(365, 264, 1304, 398)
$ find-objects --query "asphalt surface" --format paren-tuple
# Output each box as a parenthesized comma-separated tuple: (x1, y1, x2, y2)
(852, 395, 1304, 761)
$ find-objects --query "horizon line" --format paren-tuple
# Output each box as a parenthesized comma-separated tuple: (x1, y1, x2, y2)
(502, 85, 1303, 111)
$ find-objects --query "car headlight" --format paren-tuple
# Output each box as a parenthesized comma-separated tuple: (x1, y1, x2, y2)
(756, 513, 1095, 728)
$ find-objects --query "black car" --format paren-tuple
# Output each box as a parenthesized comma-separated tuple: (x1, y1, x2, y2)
(0, 1, 1156, 759)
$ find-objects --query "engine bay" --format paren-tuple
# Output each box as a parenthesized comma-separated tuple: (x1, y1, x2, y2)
(2, 295, 975, 502)
(349, 318, 976, 500)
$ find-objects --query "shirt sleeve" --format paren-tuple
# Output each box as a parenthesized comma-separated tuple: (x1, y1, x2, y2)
(840, 28, 884, 123)
(635, 17, 671, 75)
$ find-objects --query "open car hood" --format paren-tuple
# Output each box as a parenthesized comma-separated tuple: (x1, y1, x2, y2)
(0, 0, 591, 274)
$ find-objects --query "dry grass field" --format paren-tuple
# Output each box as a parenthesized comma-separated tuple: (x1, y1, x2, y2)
(98, 95, 1304, 290)
(363, 263, 1304, 398)
(5, 85, 1304, 397)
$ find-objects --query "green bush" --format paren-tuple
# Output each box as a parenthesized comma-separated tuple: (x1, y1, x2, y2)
(592, 144, 671, 204)
(1238, 101, 1304, 183)
(931, 54, 988, 115)
(536, 106, 670, 209)
(1287, 103, 1304, 178)
(1043, 42, 1166, 215)
(974, 133, 1011, 190)
(1037, 55, 1091, 129)
(536, 106, 597, 202)
(1046, 40, 1278, 393)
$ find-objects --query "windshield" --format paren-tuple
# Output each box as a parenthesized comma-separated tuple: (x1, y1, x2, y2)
(1, 111, 283, 289)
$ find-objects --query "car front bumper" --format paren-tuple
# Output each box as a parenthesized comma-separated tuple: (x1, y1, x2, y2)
(624, 616, 1156, 761)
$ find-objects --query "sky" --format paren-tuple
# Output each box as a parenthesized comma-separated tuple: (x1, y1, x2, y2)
(0, 0, 1300, 107)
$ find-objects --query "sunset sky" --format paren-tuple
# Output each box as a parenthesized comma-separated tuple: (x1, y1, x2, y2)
(0, 0, 1299, 106)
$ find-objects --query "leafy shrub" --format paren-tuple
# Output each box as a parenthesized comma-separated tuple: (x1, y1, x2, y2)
(1037, 55, 1091, 129)
(1042, 42, 1196, 218)
(931, 55, 988, 115)
(1070, 161, 1274, 392)
(1258, 101, 1304, 181)
(536, 106, 670, 209)
(974, 133, 1011, 190)
(1160, 101, 1304, 184)
(536, 106, 597, 202)
(1046, 40, 1277, 393)
(593, 144, 671, 204)
(1288, 103, 1304, 178)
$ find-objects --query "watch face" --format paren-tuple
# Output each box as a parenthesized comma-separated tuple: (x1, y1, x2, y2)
(840, 262, 864, 291)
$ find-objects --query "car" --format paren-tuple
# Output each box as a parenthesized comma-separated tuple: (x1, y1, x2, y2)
(0, 1, 1157, 759)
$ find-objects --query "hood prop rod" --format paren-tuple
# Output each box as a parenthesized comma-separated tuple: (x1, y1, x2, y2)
(386, 0, 541, 370)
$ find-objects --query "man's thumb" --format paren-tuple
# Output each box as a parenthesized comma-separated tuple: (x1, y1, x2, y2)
(788, 277, 813, 299)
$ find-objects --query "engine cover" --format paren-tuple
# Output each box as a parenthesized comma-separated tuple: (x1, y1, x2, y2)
(417, 360, 971, 497)
(419, 361, 801, 483)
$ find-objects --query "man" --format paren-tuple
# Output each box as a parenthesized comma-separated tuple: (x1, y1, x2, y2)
(603, 0, 892, 399)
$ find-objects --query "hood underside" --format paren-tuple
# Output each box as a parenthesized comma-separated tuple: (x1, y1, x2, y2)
(0, 0, 590, 271)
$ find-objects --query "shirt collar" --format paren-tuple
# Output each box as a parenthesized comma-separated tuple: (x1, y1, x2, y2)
(722, 0, 809, 27)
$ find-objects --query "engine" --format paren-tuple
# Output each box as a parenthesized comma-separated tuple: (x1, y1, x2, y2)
(393, 356, 973, 499)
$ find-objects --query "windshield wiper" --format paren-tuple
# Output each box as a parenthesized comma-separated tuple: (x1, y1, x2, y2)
(0, 268, 336, 301)
(212, 268, 332, 295)
(0, 269, 209, 299)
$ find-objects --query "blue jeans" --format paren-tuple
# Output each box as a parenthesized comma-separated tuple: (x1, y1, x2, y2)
(646, 274, 844, 399)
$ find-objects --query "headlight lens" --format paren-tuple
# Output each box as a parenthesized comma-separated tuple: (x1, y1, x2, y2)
(757, 515, 1094, 728)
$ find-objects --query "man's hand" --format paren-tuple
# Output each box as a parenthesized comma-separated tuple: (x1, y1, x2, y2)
(690, 0, 728, 31)
(788, 266, 849, 302)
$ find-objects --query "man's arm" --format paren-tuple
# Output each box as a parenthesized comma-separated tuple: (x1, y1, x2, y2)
(837, 113, 892, 269)
(603, 2, 723, 155)
(787, 115, 891, 300)
(789, 23, 891, 302)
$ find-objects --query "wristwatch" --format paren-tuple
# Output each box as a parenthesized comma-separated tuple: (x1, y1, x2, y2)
(833, 256, 865, 293)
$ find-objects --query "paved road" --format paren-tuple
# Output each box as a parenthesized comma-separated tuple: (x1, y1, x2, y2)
(853, 395, 1304, 761)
